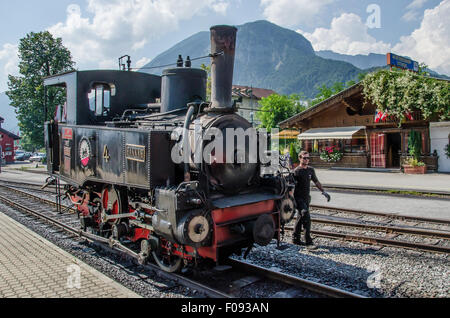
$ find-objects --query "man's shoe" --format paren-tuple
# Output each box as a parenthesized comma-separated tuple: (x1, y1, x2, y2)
(292, 238, 304, 245)
(306, 244, 318, 250)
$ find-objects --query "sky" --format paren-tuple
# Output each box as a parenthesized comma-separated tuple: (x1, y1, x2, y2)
(0, 0, 449, 93)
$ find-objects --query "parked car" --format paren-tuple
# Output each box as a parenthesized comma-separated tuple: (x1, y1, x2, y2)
(29, 153, 46, 162)
(14, 151, 26, 161)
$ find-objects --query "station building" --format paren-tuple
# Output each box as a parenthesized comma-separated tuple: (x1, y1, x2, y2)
(279, 83, 447, 172)
(0, 116, 20, 163)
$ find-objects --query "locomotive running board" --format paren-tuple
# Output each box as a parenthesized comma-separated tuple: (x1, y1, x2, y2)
(212, 192, 281, 209)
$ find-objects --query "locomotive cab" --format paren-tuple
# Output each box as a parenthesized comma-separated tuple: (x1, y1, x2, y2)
(44, 70, 161, 126)
(44, 70, 161, 175)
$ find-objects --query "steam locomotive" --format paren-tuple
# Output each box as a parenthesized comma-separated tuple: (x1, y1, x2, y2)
(44, 25, 295, 272)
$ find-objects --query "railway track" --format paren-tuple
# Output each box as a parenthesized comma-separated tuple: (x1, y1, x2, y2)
(311, 204, 450, 225)
(282, 207, 450, 254)
(0, 179, 61, 195)
(0, 182, 364, 298)
(4, 180, 449, 255)
(3, 179, 448, 223)
(313, 184, 450, 198)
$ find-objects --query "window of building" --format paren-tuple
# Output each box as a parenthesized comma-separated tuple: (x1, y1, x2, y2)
(302, 138, 366, 154)
(344, 138, 366, 153)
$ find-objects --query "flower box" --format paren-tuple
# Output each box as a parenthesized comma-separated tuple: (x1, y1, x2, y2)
(403, 165, 427, 174)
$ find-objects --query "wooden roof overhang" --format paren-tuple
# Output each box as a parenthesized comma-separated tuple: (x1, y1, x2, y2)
(279, 83, 364, 130)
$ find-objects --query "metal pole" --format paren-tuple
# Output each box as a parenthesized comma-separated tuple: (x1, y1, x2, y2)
(44, 86, 47, 124)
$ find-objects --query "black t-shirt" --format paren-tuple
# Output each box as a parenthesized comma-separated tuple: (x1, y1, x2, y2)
(293, 166, 318, 200)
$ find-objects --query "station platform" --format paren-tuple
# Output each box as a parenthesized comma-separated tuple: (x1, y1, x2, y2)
(315, 168, 450, 195)
(310, 188, 450, 221)
(0, 212, 140, 298)
(310, 168, 450, 221)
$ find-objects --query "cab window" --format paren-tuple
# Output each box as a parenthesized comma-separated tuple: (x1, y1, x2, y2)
(88, 84, 111, 116)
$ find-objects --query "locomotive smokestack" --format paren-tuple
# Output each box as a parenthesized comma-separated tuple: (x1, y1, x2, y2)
(210, 25, 237, 110)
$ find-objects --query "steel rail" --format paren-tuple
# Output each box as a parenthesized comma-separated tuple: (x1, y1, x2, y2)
(309, 215, 450, 239)
(312, 184, 450, 198)
(309, 229, 450, 254)
(0, 183, 76, 214)
(227, 259, 365, 298)
(0, 186, 232, 298)
(284, 218, 450, 254)
(0, 179, 61, 194)
(310, 204, 450, 225)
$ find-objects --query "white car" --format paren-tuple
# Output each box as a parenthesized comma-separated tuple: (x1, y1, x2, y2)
(29, 153, 46, 162)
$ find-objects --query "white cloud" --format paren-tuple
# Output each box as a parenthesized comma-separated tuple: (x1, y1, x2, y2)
(407, 0, 429, 10)
(48, 0, 230, 70)
(0, 43, 19, 92)
(394, 0, 450, 75)
(135, 57, 151, 69)
(298, 13, 392, 55)
(402, 10, 420, 22)
(402, 0, 429, 21)
(211, 1, 229, 14)
(260, 0, 334, 27)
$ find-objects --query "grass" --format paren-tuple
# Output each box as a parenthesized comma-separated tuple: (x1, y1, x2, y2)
(12, 164, 43, 171)
(383, 189, 441, 198)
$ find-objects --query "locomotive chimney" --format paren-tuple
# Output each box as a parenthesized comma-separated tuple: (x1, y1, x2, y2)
(210, 25, 237, 110)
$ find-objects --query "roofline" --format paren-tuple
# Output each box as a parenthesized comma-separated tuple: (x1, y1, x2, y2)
(279, 82, 363, 127)
(43, 69, 158, 81)
(0, 127, 20, 139)
(43, 70, 77, 81)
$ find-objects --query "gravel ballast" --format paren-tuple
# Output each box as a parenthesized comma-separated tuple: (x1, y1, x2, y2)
(233, 233, 449, 298)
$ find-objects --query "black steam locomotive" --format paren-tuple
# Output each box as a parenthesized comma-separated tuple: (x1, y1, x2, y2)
(44, 25, 295, 272)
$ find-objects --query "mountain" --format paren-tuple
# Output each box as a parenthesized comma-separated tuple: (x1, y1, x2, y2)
(142, 20, 362, 98)
(316, 50, 450, 80)
(0, 92, 19, 133)
(316, 50, 386, 70)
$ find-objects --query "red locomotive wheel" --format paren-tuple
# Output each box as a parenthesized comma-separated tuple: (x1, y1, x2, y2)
(101, 186, 127, 224)
(151, 240, 183, 273)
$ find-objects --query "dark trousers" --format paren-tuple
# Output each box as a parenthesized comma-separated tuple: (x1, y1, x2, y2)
(293, 196, 313, 244)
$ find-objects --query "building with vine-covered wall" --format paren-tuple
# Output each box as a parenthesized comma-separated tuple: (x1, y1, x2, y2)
(280, 84, 440, 171)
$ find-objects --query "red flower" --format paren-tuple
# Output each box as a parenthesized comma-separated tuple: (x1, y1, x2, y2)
(326, 145, 335, 154)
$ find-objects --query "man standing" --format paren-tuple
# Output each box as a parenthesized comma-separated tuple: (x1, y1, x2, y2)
(292, 151, 331, 249)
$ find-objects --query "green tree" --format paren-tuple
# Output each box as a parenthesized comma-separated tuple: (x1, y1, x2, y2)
(357, 72, 368, 82)
(311, 80, 355, 106)
(7, 31, 75, 150)
(256, 93, 305, 132)
(200, 63, 211, 101)
(289, 142, 298, 164)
